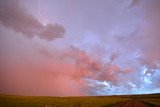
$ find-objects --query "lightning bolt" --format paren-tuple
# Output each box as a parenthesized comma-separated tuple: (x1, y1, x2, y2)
(38, 0, 47, 26)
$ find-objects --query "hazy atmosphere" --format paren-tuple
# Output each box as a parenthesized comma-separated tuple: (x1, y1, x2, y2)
(0, 0, 160, 96)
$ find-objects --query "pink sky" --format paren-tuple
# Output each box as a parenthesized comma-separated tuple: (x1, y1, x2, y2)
(0, 0, 160, 96)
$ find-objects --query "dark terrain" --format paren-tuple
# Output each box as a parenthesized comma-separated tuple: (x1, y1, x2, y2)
(0, 93, 159, 107)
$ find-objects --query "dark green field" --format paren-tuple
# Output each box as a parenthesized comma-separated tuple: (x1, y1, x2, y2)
(0, 93, 160, 107)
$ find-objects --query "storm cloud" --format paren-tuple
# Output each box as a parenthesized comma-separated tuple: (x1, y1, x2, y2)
(0, 0, 160, 96)
(0, 0, 65, 41)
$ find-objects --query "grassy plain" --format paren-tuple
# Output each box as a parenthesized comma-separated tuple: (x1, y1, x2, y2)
(0, 93, 159, 107)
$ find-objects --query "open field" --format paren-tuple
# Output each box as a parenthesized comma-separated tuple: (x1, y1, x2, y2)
(0, 93, 159, 107)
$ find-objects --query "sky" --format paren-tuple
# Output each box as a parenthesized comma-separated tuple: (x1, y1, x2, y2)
(0, 0, 160, 96)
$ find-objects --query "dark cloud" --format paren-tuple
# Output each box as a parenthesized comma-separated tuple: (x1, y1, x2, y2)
(39, 24, 65, 41)
(0, 0, 65, 41)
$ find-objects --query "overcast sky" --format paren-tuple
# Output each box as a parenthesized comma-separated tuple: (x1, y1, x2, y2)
(0, 0, 160, 96)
